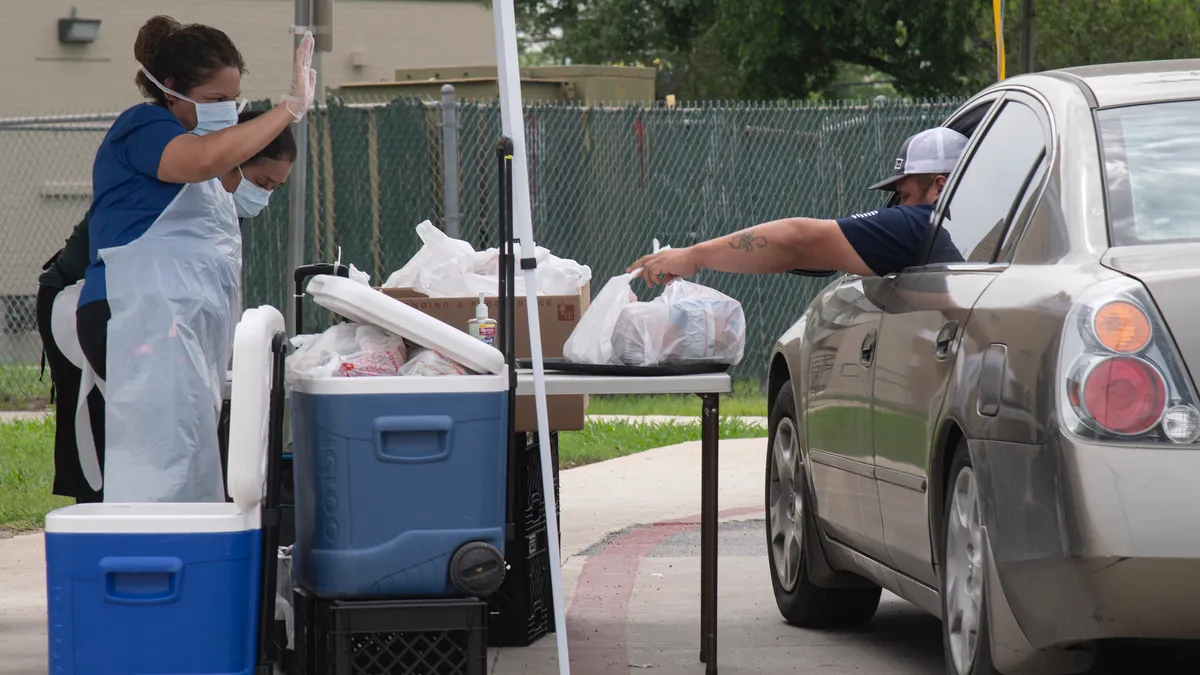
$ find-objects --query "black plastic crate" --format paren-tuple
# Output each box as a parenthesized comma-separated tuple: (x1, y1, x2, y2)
(487, 432, 560, 647)
(294, 587, 488, 675)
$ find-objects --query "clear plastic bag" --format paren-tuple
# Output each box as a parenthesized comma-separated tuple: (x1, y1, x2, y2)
(399, 348, 472, 376)
(286, 322, 407, 380)
(611, 280, 745, 366)
(562, 272, 640, 364)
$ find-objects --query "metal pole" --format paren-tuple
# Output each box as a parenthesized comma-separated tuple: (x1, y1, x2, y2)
(1019, 0, 1036, 74)
(492, 2, 569, 673)
(286, 0, 312, 337)
(441, 85, 462, 238)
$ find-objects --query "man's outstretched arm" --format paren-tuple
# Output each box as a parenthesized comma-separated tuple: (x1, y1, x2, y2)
(629, 217, 873, 286)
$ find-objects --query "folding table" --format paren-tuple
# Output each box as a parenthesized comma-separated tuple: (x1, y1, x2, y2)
(516, 370, 733, 674)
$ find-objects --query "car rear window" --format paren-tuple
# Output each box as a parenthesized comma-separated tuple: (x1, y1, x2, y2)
(1098, 100, 1200, 246)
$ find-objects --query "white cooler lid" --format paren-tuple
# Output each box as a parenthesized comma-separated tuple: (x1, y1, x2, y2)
(45, 503, 261, 534)
(225, 305, 285, 513)
(305, 275, 506, 376)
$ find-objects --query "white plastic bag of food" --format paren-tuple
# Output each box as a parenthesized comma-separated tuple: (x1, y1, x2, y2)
(611, 280, 745, 366)
(286, 322, 408, 380)
(399, 348, 472, 376)
(382, 220, 476, 289)
(468, 244, 592, 295)
(562, 272, 640, 364)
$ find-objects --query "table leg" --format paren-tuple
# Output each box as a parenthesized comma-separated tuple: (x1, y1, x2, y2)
(700, 393, 719, 674)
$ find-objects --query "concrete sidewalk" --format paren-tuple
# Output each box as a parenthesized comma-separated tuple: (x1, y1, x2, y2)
(0, 433, 955, 675)
(587, 414, 768, 428)
(0, 411, 49, 424)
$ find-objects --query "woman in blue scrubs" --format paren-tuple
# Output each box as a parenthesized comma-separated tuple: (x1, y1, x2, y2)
(75, 15, 315, 503)
(39, 109, 297, 503)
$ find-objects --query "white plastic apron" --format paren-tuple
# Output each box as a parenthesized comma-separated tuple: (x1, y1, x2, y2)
(49, 280, 104, 493)
(99, 178, 242, 502)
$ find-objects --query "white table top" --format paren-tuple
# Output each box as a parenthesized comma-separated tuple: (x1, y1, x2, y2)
(515, 369, 732, 396)
(226, 369, 733, 399)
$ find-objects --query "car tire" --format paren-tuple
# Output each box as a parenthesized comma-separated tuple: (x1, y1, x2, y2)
(941, 442, 1000, 675)
(766, 380, 882, 628)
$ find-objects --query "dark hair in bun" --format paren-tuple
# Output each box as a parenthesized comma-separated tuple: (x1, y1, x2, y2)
(134, 15, 246, 106)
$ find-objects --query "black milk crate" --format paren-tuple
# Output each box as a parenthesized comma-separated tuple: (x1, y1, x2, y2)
(294, 587, 488, 675)
(487, 432, 560, 647)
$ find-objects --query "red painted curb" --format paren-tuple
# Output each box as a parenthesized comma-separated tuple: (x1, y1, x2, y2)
(564, 505, 764, 673)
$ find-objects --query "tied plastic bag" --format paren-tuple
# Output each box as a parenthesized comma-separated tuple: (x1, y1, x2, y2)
(611, 280, 745, 366)
(382, 220, 475, 289)
(348, 263, 371, 287)
(382, 220, 592, 296)
(286, 322, 407, 380)
(399, 348, 472, 376)
(562, 272, 640, 364)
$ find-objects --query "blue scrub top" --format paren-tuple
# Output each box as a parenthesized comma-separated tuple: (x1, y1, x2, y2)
(836, 204, 963, 275)
(79, 103, 187, 308)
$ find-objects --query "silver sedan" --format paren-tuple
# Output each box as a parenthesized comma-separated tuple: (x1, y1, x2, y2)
(766, 59, 1200, 675)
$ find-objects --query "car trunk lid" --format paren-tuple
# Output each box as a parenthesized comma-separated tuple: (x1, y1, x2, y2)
(1103, 243, 1200, 388)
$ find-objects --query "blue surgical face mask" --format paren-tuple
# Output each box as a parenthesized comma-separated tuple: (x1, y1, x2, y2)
(233, 167, 272, 218)
(139, 66, 244, 136)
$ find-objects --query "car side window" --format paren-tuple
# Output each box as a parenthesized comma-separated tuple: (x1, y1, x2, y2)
(931, 101, 1047, 264)
(996, 157, 1048, 261)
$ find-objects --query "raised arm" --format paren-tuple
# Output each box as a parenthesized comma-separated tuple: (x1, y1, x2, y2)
(157, 106, 295, 183)
(158, 32, 316, 184)
(629, 217, 872, 287)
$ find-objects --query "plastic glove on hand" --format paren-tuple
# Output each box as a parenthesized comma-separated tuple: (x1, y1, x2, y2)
(281, 31, 316, 122)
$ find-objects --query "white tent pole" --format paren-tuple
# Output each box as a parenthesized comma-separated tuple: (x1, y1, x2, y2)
(492, 2, 570, 674)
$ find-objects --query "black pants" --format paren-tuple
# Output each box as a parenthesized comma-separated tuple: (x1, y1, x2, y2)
(35, 286, 103, 503)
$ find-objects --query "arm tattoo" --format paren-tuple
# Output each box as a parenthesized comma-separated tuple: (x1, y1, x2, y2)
(729, 230, 768, 252)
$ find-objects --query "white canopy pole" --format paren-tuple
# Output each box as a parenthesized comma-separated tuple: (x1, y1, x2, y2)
(491, 2, 571, 674)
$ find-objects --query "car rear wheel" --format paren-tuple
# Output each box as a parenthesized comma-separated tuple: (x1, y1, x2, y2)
(766, 380, 881, 628)
(941, 443, 999, 675)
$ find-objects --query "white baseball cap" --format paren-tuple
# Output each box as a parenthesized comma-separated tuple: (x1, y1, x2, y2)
(868, 127, 969, 191)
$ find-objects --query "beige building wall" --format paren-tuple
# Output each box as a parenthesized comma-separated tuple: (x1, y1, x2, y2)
(0, 0, 496, 315)
(0, 0, 497, 113)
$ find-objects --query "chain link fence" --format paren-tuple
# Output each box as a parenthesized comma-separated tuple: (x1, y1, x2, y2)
(0, 96, 962, 408)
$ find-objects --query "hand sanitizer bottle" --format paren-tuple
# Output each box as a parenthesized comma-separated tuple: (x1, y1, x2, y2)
(468, 293, 498, 346)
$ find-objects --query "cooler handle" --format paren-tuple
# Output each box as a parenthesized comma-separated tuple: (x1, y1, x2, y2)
(373, 415, 454, 464)
(100, 556, 184, 605)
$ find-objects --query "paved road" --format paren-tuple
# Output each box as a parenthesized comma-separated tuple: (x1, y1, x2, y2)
(3, 433, 1198, 674)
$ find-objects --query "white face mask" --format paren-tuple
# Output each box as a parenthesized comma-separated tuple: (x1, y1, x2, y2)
(233, 167, 272, 218)
(139, 66, 245, 136)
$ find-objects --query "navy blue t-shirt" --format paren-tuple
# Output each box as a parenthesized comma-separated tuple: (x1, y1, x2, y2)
(835, 204, 963, 276)
(80, 103, 187, 308)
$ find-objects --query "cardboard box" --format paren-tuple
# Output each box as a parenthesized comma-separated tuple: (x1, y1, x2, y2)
(380, 284, 591, 432)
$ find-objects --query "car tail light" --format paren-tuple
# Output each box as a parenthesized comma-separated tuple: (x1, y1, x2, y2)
(1059, 276, 1200, 444)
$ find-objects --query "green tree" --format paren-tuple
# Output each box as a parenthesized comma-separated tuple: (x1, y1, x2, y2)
(510, 0, 996, 100)
(1009, 0, 1200, 74)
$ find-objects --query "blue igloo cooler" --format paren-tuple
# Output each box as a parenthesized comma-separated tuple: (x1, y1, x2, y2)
(290, 275, 511, 600)
(43, 305, 286, 675)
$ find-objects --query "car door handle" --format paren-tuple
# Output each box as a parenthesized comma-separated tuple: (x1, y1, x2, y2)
(935, 320, 959, 360)
(860, 330, 877, 366)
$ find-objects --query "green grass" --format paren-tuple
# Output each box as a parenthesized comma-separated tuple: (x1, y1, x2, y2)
(0, 414, 766, 530)
(0, 363, 50, 411)
(558, 417, 766, 469)
(586, 379, 767, 417)
(0, 416, 71, 532)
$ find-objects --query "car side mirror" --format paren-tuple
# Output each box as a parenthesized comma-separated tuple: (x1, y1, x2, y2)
(787, 269, 839, 278)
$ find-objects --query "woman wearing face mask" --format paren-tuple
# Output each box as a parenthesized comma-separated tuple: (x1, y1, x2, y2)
(75, 15, 315, 503)
(36, 111, 296, 504)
